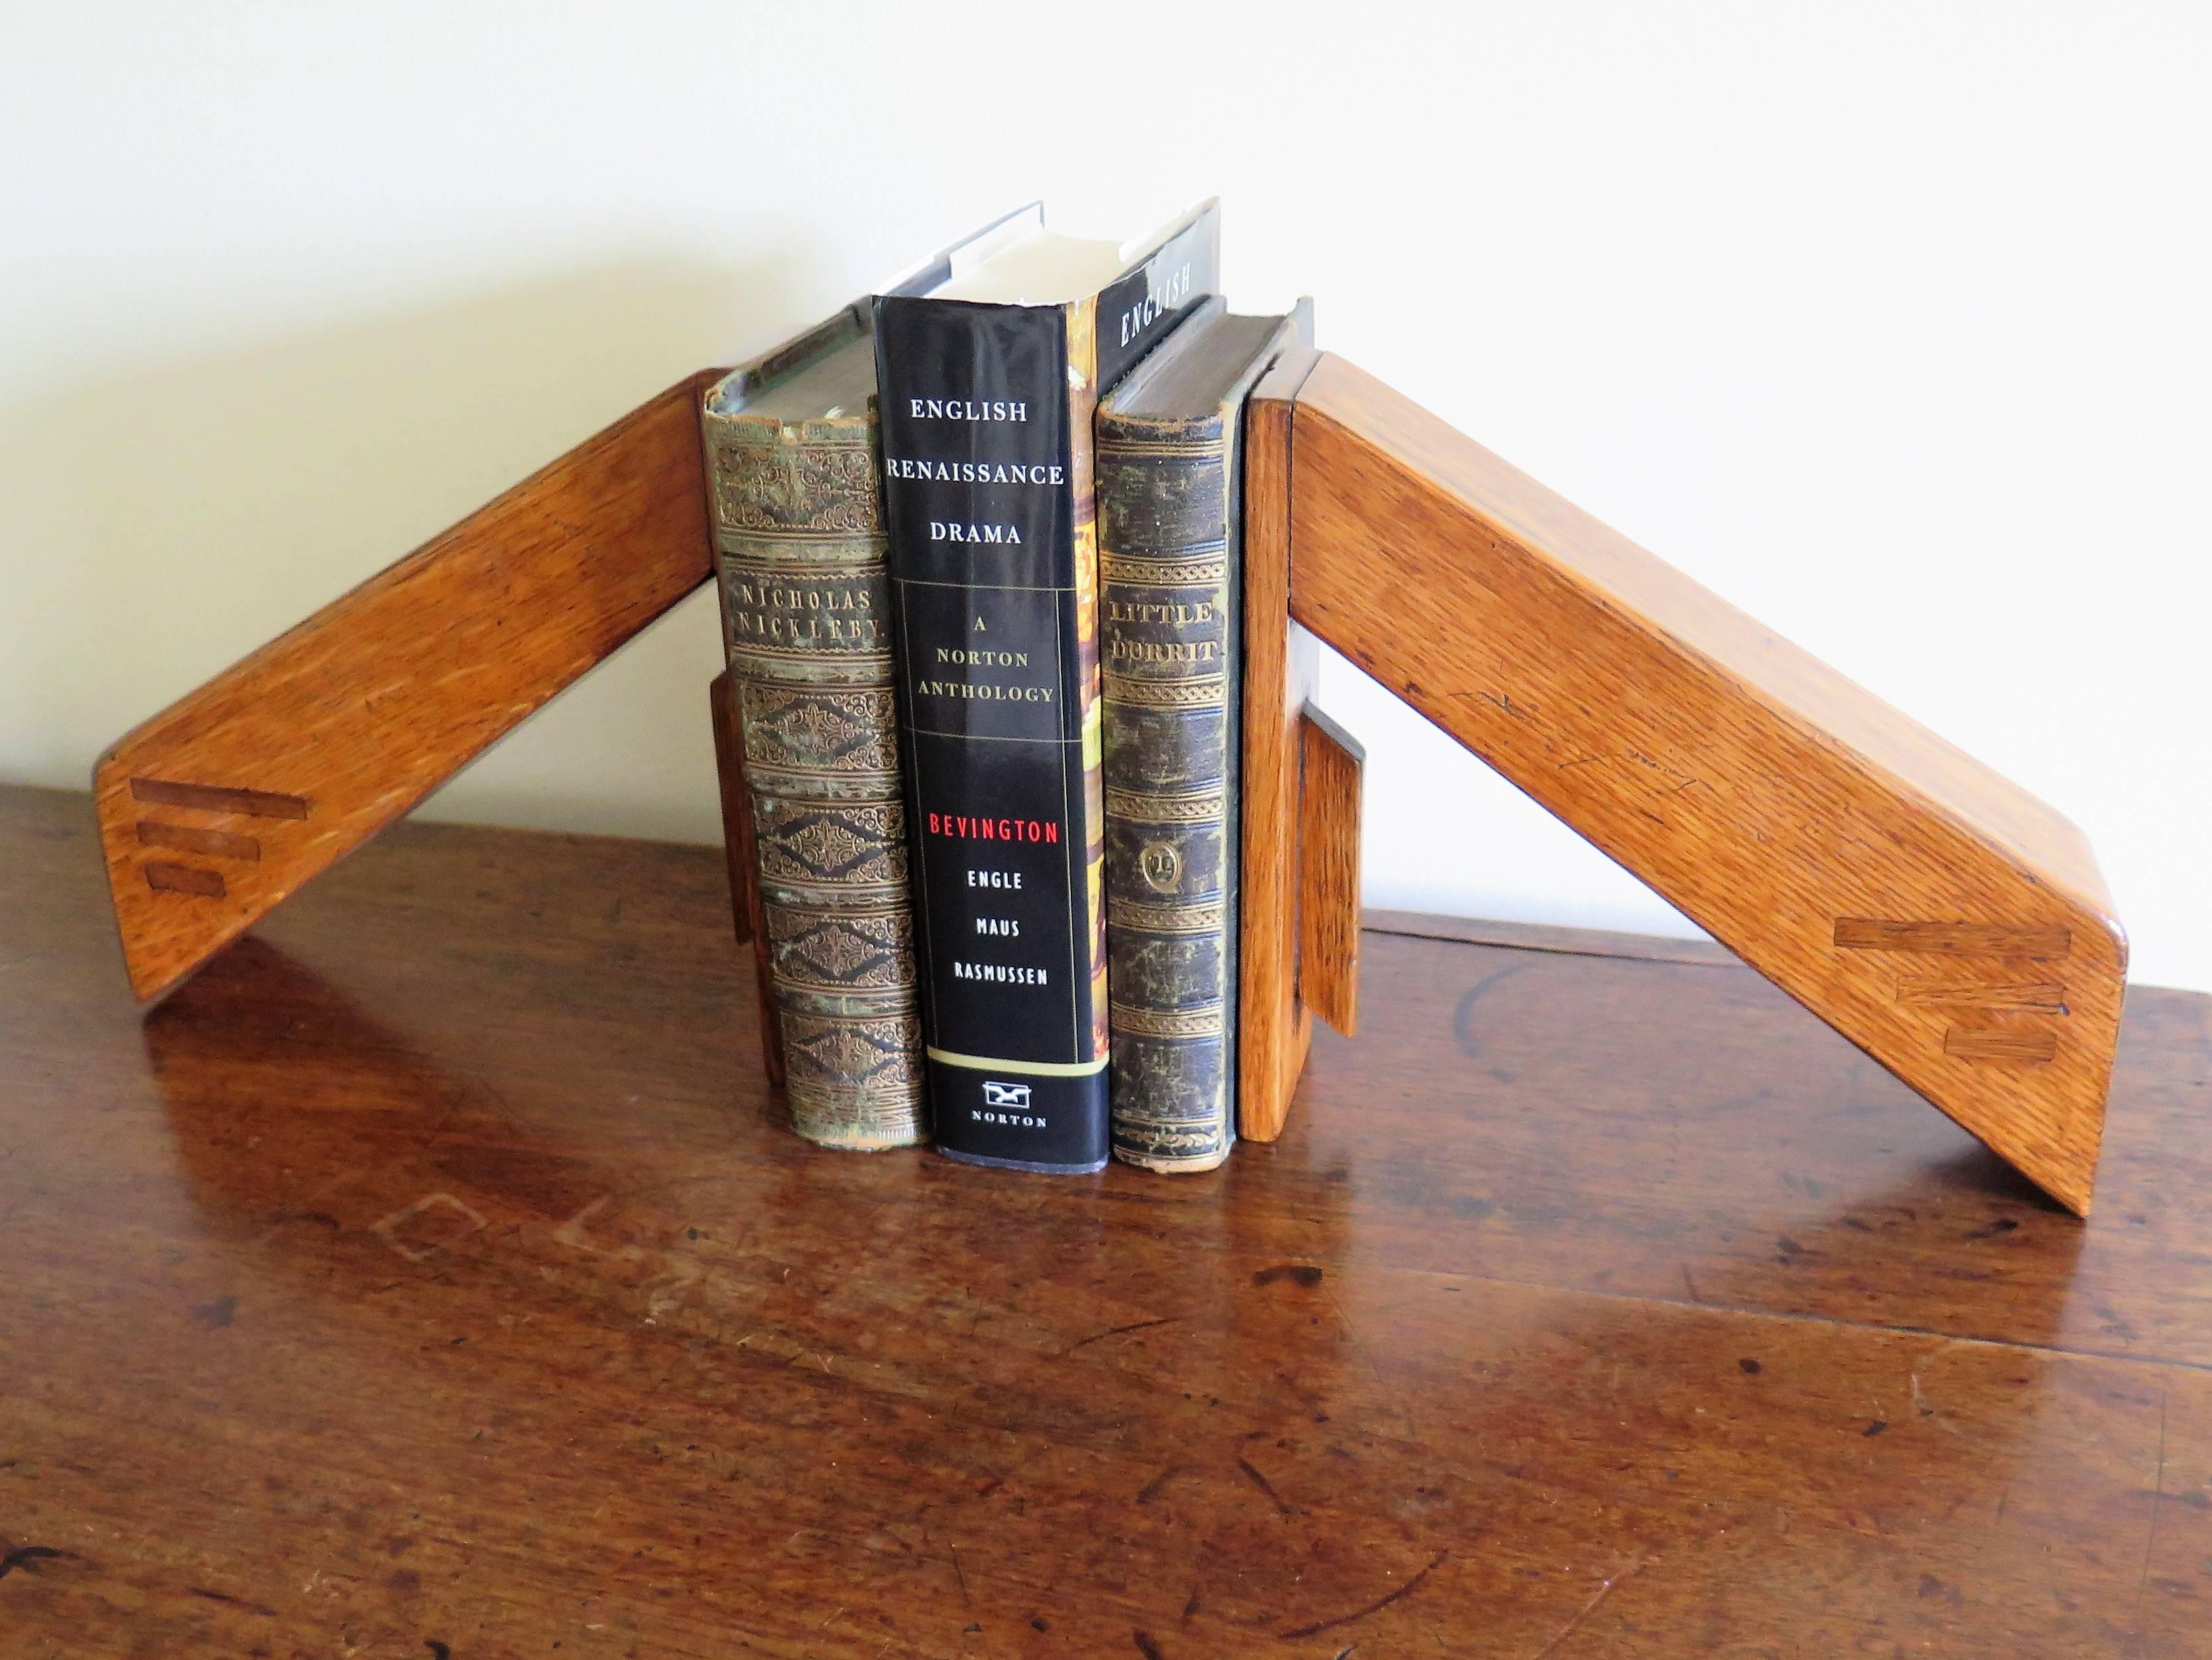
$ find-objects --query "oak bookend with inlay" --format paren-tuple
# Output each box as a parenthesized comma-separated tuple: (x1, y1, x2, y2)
(93, 371, 722, 1003)
(1244, 353, 2125, 1213)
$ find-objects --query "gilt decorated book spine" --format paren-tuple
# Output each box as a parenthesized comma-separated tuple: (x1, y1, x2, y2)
(701, 381, 927, 1151)
(1097, 390, 1240, 1169)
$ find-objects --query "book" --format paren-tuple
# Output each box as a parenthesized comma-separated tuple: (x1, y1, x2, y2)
(1096, 299, 1314, 1172)
(693, 212, 1037, 1149)
(873, 202, 1222, 1173)
(699, 304, 926, 1150)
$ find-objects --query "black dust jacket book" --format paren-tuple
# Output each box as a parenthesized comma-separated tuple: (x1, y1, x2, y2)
(873, 202, 1221, 1171)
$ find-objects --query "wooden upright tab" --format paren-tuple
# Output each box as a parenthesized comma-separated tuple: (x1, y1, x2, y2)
(95, 373, 722, 1003)
(1247, 353, 2126, 1214)
(1296, 704, 1365, 1039)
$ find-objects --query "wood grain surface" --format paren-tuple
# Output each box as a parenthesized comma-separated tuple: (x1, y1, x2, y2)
(4, 783, 2206, 1657)
(1236, 348, 1322, 1141)
(1296, 706, 1363, 1038)
(93, 372, 722, 1005)
(1274, 355, 2126, 1214)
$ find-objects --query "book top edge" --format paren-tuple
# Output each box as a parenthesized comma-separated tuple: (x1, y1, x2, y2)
(875, 199, 1219, 312)
(705, 301, 874, 420)
(1098, 307, 1306, 431)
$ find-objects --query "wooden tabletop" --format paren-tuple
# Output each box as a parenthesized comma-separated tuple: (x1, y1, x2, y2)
(3, 783, 2207, 1658)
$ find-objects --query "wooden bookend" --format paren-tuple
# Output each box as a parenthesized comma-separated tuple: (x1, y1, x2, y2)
(1237, 342, 1369, 1143)
(1242, 352, 2126, 1214)
(95, 371, 723, 1003)
(708, 670, 784, 1088)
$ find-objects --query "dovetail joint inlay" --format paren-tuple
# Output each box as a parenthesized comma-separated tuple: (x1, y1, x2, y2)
(135, 820, 262, 862)
(1943, 1025, 2059, 1064)
(128, 777, 312, 821)
(1833, 919, 2073, 960)
(143, 862, 226, 898)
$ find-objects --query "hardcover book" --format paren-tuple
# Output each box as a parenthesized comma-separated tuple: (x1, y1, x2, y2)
(1097, 298, 1314, 1171)
(700, 305, 926, 1150)
(873, 202, 1222, 1172)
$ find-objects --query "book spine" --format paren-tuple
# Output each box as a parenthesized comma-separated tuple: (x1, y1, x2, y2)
(874, 298, 1111, 1172)
(1097, 409, 1238, 1171)
(701, 408, 928, 1150)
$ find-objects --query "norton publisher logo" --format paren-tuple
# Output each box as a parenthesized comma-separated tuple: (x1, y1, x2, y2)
(975, 1080, 1044, 1127)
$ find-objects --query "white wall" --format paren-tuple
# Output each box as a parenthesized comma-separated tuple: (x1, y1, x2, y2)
(5, 3, 2206, 988)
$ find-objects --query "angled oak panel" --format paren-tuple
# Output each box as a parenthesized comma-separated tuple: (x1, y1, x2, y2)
(96, 373, 721, 1003)
(1268, 354, 2123, 1214)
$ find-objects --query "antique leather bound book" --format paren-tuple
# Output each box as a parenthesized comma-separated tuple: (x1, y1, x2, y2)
(873, 202, 1221, 1172)
(1097, 301, 1314, 1171)
(700, 306, 926, 1149)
